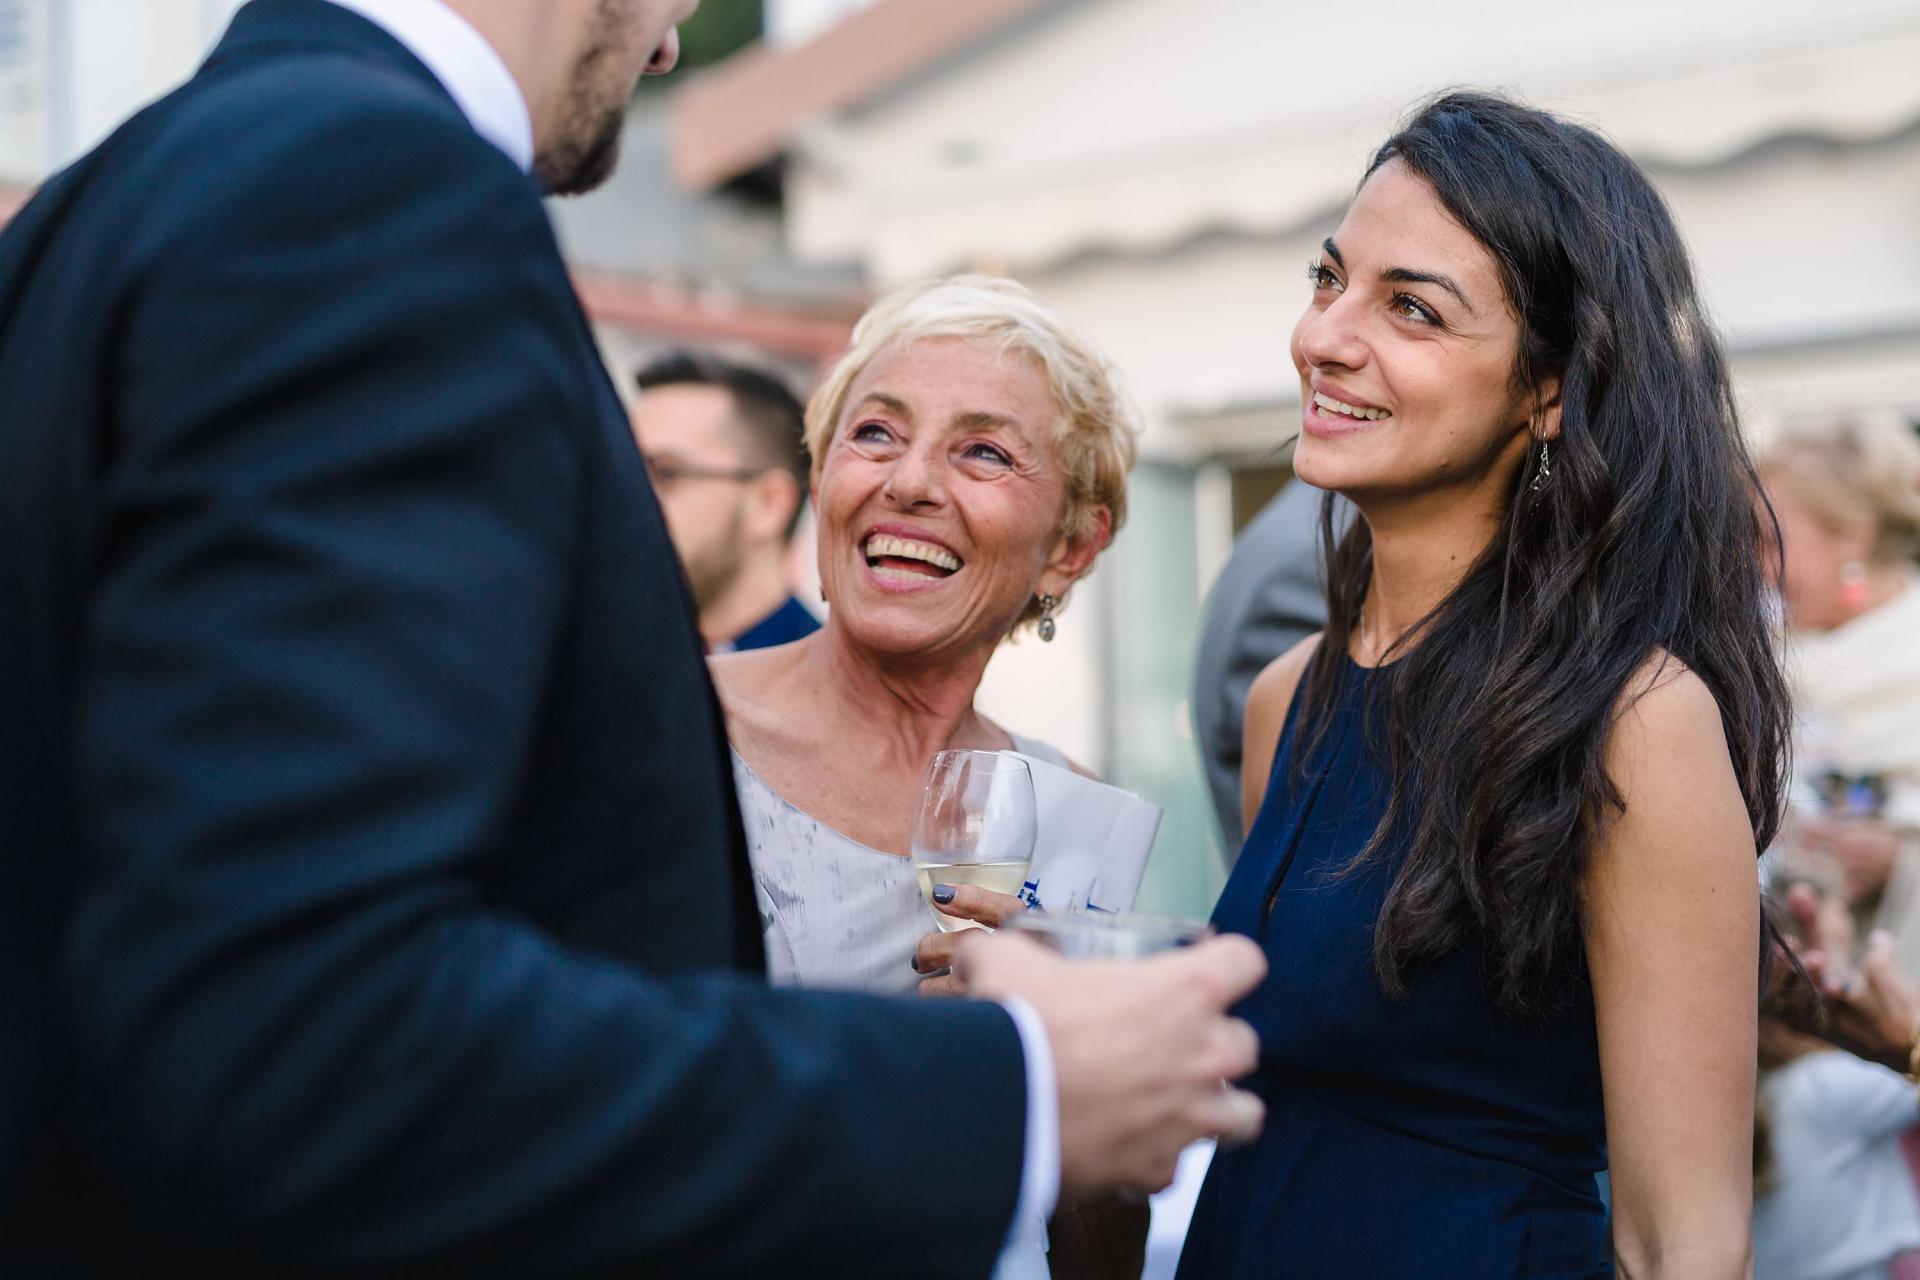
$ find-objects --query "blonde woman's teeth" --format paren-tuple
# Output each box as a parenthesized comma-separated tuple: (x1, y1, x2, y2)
(1313, 392, 1391, 421)
(864, 534, 961, 572)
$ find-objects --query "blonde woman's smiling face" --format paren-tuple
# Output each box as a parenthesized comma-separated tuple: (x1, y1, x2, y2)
(814, 336, 1081, 661)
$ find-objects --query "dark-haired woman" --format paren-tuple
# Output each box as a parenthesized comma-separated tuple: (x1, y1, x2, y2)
(1178, 92, 1789, 1279)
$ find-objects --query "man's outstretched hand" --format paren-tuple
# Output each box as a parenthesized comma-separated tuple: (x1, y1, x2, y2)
(957, 931, 1267, 1195)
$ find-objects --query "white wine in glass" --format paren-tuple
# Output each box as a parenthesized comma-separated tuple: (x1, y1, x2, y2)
(911, 750, 1037, 933)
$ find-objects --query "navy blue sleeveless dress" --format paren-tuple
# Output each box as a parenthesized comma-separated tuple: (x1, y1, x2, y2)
(1177, 656, 1610, 1279)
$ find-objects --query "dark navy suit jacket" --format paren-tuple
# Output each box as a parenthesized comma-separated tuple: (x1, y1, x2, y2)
(0, 1, 1023, 1272)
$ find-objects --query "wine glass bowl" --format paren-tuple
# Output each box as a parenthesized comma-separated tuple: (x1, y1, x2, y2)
(1004, 909, 1212, 959)
(911, 750, 1037, 933)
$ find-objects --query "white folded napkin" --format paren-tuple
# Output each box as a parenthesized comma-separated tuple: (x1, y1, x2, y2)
(1010, 751, 1163, 916)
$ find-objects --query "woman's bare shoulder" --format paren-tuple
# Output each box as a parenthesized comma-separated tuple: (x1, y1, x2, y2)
(1610, 649, 1725, 758)
(707, 645, 809, 738)
(1247, 632, 1325, 724)
(1594, 648, 1751, 884)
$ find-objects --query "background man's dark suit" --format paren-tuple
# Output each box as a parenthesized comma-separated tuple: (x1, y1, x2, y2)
(0, 1, 1025, 1272)
(1191, 479, 1331, 855)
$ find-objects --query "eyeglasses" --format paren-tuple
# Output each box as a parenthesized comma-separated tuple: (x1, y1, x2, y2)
(641, 453, 766, 491)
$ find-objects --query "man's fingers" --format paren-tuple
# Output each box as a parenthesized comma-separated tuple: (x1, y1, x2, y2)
(1201, 1087, 1266, 1149)
(1207, 1017, 1261, 1081)
(950, 928, 1049, 988)
(931, 883, 1024, 929)
(1167, 934, 1267, 1007)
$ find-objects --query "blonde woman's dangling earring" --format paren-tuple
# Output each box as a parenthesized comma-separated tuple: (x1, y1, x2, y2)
(1037, 593, 1058, 642)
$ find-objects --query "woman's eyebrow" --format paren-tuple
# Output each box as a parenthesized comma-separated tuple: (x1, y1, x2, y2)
(852, 391, 912, 420)
(1381, 266, 1475, 316)
(953, 410, 1021, 433)
(1327, 235, 1478, 316)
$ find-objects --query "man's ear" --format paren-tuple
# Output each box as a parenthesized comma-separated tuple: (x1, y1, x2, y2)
(747, 470, 802, 543)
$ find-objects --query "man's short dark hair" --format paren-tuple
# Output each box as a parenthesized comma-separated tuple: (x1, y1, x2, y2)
(635, 352, 810, 538)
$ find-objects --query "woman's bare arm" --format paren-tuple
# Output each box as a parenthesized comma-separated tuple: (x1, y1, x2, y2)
(1239, 635, 1322, 835)
(1586, 660, 1758, 1278)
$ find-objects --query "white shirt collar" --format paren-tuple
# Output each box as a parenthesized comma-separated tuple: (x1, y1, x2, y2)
(321, 0, 534, 173)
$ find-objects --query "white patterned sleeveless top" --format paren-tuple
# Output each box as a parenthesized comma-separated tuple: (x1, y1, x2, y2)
(731, 737, 1071, 995)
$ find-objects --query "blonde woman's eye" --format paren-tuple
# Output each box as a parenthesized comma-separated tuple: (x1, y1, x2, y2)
(967, 443, 1012, 466)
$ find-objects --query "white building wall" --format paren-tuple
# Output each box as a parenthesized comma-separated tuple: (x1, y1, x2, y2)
(0, 0, 49, 182)
(766, 0, 880, 47)
(789, 0, 1920, 286)
(60, 0, 220, 165)
(974, 570, 1107, 770)
(0, 0, 239, 184)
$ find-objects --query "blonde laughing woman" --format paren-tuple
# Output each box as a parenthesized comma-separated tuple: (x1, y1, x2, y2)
(709, 276, 1146, 1278)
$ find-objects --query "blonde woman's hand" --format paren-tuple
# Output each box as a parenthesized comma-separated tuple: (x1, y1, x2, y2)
(910, 883, 1026, 996)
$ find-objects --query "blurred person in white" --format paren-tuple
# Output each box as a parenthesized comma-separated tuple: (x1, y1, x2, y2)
(1762, 415, 1920, 965)
(1755, 871, 1920, 1280)
(630, 353, 822, 652)
(709, 275, 1149, 1279)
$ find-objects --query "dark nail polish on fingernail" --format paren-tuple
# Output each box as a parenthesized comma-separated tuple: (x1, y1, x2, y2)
(909, 954, 922, 972)
(932, 884, 955, 905)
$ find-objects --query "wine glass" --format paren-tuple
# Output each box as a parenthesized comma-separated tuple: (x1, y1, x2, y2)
(911, 750, 1037, 933)
(1004, 909, 1212, 959)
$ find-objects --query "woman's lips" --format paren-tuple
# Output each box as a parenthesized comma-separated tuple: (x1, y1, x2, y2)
(1302, 396, 1387, 439)
(871, 558, 948, 581)
(859, 530, 962, 590)
(860, 551, 952, 593)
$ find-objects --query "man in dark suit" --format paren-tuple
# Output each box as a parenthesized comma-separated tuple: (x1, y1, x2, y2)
(0, 0, 1264, 1273)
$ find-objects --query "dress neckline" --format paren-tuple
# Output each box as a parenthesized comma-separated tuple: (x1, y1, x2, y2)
(729, 746, 908, 862)
(729, 735, 1064, 862)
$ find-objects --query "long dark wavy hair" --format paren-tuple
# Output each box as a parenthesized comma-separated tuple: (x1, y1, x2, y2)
(1297, 91, 1792, 1016)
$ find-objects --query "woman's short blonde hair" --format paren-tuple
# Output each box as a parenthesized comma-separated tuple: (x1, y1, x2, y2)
(1760, 412, 1920, 565)
(804, 275, 1139, 630)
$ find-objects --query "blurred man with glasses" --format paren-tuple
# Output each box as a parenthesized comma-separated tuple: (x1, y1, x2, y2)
(633, 354, 821, 652)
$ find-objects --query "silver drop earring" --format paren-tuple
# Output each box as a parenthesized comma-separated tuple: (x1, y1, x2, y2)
(1529, 438, 1553, 496)
(1037, 593, 1058, 643)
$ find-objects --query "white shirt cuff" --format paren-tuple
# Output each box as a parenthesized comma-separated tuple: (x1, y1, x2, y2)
(997, 994, 1061, 1247)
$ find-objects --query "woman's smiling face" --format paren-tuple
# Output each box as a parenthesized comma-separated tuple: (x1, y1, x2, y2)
(814, 336, 1081, 660)
(1289, 159, 1550, 507)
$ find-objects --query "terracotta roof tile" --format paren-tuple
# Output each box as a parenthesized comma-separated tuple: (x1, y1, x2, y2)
(669, 0, 1050, 190)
